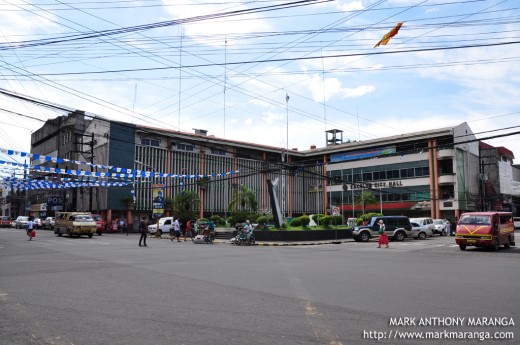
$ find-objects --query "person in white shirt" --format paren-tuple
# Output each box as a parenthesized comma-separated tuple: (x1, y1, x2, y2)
(172, 216, 181, 242)
(27, 217, 34, 241)
(244, 220, 253, 243)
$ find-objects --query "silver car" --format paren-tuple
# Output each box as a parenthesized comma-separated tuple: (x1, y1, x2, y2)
(410, 221, 433, 240)
(432, 219, 449, 236)
(43, 217, 55, 230)
(12, 216, 30, 229)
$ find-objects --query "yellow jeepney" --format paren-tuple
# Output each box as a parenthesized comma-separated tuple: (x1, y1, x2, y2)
(54, 212, 97, 238)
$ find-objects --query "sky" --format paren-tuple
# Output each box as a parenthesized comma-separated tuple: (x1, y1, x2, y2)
(1, 0, 519, 176)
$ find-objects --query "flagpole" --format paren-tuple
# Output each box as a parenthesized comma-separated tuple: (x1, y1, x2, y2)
(285, 93, 289, 150)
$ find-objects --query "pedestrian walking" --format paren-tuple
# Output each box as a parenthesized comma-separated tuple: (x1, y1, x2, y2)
(184, 218, 193, 241)
(377, 219, 389, 248)
(27, 217, 34, 241)
(139, 217, 148, 247)
(445, 220, 451, 236)
(171, 216, 181, 242)
(208, 219, 216, 242)
(119, 219, 126, 235)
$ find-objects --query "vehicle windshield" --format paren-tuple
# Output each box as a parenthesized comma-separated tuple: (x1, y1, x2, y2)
(92, 215, 102, 221)
(459, 215, 491, 225)
(72, 215, 94, 222)
(433, 220, 443, 224)
(18, 217, 29, 221)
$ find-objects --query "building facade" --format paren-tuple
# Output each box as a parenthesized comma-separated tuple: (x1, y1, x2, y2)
(23, 111, 519, 228)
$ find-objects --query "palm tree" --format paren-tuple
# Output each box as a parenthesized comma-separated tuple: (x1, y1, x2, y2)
(354, 190, 379, 214)
(228, 185, 258, 213)
(173, 190, 200, 224)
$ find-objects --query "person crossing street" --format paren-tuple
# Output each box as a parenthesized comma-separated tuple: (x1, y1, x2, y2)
(139, 217, 148, 247)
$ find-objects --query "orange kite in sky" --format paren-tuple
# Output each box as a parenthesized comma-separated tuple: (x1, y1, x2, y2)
(374, 22, 404, 48)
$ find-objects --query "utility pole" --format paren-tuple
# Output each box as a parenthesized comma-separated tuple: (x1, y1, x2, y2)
(89, 132, 95, 213)
(74, 131, 95, 212)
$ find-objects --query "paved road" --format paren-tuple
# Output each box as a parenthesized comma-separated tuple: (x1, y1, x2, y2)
(1, 229, 518, 345)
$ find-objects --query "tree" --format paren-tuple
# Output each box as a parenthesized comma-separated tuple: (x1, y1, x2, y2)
(173, 190, 200, 224)
(228, 185, 258, 213)
(354, 190, 379, 214)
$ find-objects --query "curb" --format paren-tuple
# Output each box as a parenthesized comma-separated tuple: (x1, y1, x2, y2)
(150, 234, 352, 246)
(253, 240, 352, 246)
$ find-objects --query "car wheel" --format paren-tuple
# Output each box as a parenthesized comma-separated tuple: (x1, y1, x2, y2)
(88, 233, 93, 238)
(459, 244, 466, 251)
(97, 231, 102, 236)
(359, 231, 370, 242)
(441, 230, 446, 236)
(418, 232, 426, 240)
(158, 230, 163, 235)
(395, 231, 405, 242)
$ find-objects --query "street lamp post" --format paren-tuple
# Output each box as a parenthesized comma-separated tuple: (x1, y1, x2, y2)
(379, 187, 383, 215)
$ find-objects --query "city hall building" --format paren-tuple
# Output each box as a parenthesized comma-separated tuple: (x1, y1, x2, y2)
(21, 111, 519, 228)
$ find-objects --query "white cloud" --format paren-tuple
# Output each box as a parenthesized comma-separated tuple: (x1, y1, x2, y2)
(161, 0, 271, 47)
(261, 111, 283, 125)
(338, 1, 365, 12)
(342, 85, 376, 98)
(0, 1, 58, 42)
(307, 74, 375, 101)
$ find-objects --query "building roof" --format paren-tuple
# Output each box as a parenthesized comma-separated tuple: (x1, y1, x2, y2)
(479, 141, 515, 159)
(139, 123, 458, 158)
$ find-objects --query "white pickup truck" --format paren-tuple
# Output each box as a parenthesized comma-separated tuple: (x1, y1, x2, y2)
(147, 217, 173, 235)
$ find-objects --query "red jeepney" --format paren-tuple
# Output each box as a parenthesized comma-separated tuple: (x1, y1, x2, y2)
(455, 212, 515, 251)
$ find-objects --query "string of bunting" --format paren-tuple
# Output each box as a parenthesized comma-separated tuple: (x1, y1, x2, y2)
(4, 180, 131, 191)
(0, 147, 239, 180)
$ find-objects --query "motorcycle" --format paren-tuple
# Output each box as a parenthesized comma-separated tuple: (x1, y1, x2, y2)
(231, 228, 255, 246)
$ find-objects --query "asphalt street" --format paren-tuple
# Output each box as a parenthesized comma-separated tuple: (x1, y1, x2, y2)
(1, 228, 519, 345)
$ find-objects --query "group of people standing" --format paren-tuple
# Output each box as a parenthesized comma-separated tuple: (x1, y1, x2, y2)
(138, 216, 216, 247)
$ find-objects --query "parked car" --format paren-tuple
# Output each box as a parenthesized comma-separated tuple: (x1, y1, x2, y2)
(409, 217, 435, 234)
(148, 217, 173, 235)
(33, 218, 43, 229)
(0, 216, 12, 228)
(352, 216, 413, 242)
(12, 216, 30, 229)
(513, 217, 520, 230)
(432, 219, 449, 236)
(43, 217, 55, 230)
(410, 222, 433, 240)
(91, 214, 106, 236)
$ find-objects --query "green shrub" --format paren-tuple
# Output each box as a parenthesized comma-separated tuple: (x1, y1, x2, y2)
(267, 215, 274, 223)
(312, 214, 325, 224)
(256, 215, 268, 225)
(300, 215, 310, 227)
(290, 217, 302, 227)
(356, 212, 382, 225)
(210, 215, 225, 226)
(331, 215, 342, 225)
(321, 215, 333, 226)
